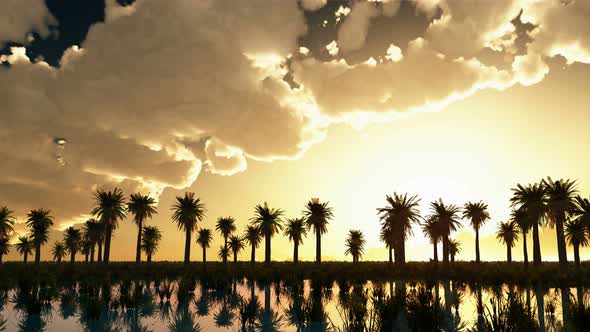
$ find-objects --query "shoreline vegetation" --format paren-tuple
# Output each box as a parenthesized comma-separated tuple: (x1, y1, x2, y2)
(1, 261, 590, 287)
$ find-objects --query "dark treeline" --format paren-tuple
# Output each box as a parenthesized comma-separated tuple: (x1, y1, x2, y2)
(0, 177, 589, 275)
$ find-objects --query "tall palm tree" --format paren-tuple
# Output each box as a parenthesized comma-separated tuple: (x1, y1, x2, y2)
(564, 218, 588, 270)
(251, 202, 284, 264)
(141, 225, 162, 263)
(496, 221, 519, 263)
(284, 218, 307, 264)
(216, 217, 236, 251)
(448, 238, 461, 263)
(81, 238, 93, 263)
(303, 198, 334, 264)
(244, 225, 262, 265)
(511, 182, 546, 266)
(229, 235, 244, 264)
(26, 208, 54, 264)
(377, 193, 421, 266)
(83, 219, 102, 263)
(0, 206, 15, 239)
(463, 201, 490, 263)
(0, 237, 10, 264)
(344, 230, 365, 263)
(127, 193, 158, 263)
(15, 236, 33, 264)
(573, 195, 590, 226)
(429, 199, 462, 268)
(511, 208, 531, 268)
(422, 216, 441, 262)
(92, 188, 127, 263)
(64, 226, 82, 263)
(196, 228, 212, 266)
(544, 177, 578, 273)
(218, 246, 230, 265)
(52, 241, 66, 263)
(171, 192, 206, 264)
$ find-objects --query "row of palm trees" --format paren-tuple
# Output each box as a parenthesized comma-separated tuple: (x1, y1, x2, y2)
(0, 177, 588, 269)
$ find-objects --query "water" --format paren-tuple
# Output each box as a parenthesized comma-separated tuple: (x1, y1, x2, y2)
(0, 278, 585, 331)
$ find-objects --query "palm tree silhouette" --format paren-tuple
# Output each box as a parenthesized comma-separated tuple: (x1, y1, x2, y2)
(251, 202, 283, 264)
(379, 225, 395, 265)
(303, 198, 333, 264)
(496, 221, 519, 263)
(25, 208, 54, 264)
(64, 226, 82, 263)
(463, 201, 490, 263)
(564, 217, 588, 270)
(544, 177, 578, 273)
(0, 237, 9, 264)
(229, 235, 244, 264)
(127, 193, 158, 263)
(511, 182, 546, 266)
(574, 195, 590, 224)
(218, 245, 230, 265)
(448, 238, 461, 264)
(422, 216, 441, 262)
(196, 228, 212, 267)
(171, 192, 205, 264)
(378, 193, 421, 266)
(15, 236, 33, 264)
(82, 219, 102, 263)
(92, 188, 127, 263)
(52, 241, 66, 263)
(216, 217, 236, 252)
(0, 206, 15, 239)
(344, 229, 365, 263)
(511, 207, 531, 268)
(429, 199, 462, 268)
(81, 237, 93, 263)
(244, 225, 262, 265)
(141, 225, 162, 262)
(284, 218, 307, 264)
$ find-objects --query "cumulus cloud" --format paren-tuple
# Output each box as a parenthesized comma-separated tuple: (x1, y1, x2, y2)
(300, 0, 328, 12)
(0, 0, 55, 46)
(337, 1, 379, 53)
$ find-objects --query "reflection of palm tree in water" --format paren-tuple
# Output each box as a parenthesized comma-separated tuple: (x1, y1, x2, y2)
(535, 284, 545, 332)
(12, 284, 53, 332)
(255, 283, 284, 332)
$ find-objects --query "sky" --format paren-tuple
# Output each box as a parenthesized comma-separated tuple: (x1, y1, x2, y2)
(1, 0, 589, 262)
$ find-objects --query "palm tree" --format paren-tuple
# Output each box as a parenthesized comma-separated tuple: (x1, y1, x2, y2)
(216, 217, 236, 251)
(251, 202, 284, 264)
(82, 219, 102, 263)
(496, 221, 519, 263)
(303, 198, 334, 264)
(379, 225, 395, 265)
(81, 238, 93, 263)
(511, 208, 531, 268)
(344, 230, 365, 263)
(92, 188, 127, 263)
(171, 192, 206, 264)
(284, 218, 307, 264)
(127, 193, 158, 263)
(15, 236, 33, 264)
(218, 246, 230, 264)
(0, 237, 10, 264)
(229, 235, 244, 264)
(422, 216, 441, 262)
(52, 241, 67, 263)
(429, 199, 462, 268)
(573, 195, 590, 226)
(463, 201, 490, 263)
(25, 208, 54, 264)
(448, 238, 461, 263)
(244, 225, 262, 265)
(377, 193, 421, 266)
(544, 177, 578, 273)
(0, 206, 15, 238)
(196, 228, 212, 266)
(141, 225, 162, 263)
(564, 218, 588, 270)
(511, 182, 546, 266)
(64, 226, 82, 263)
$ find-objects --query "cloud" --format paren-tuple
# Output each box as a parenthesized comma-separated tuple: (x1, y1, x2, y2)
(0, 0, 55, 47)
(300, 0, 328, 12)
(337, 1, 379, 53)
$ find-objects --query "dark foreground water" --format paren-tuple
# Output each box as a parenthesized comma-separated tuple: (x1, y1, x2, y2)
(0, 278, 585, 331)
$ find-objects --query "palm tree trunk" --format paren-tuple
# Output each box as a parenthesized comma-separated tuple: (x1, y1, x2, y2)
(451, 253, 455, 264)
(507, 245, 512, 263)
(57, 256, 61, 263)
(136, 219, 143, 263)
(265, 234, 271, 264)
(104, 226, 112, 263)
(316, 231, 321, 263)
(85, 252, 89, 263)
(475, 228, 480, 263)
(35, 243, 41, 264)
(90, 244, 95, 263)
(0, 254, 3, 264)
(184, 229, 191, 264)
(250, 245, 255, 265)
(532, 223, 542, 266)
(97, 241, 103, 263)
(71, 250, 76, 263)
(399, 234, 406, 265)
(555, 214, 568, 273)
(433, 239, 438, 262)
(574, 243, 580, 271)
(234, 251, 237, 264)
(294, 242, 299, 264)
(24, 252, 28, 264)
(388, 246, 393, 265)
(442, 237, 449, 268)
(522, 230, 528, 268)
(203, 246, 207, 266)
(147, 253, 152, 263)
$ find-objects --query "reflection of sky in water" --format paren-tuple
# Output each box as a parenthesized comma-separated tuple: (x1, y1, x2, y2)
(0, 280, 581, 331)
